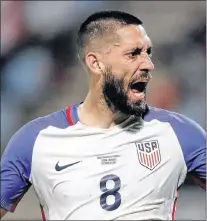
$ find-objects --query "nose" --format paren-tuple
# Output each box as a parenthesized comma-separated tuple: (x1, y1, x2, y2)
(139, 53, 154, 72)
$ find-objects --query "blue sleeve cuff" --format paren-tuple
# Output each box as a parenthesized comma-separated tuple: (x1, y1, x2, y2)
(0, 198, 13, 212)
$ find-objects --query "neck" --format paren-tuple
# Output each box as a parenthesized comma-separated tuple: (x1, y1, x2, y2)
(77, 88, 129, 129)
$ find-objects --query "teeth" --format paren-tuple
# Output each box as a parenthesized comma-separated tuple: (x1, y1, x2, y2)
(134, 92, 145, 98)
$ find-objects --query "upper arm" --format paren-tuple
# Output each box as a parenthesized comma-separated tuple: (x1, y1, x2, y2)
(0, 122, 39, 212)
(170, 114, 206, 189)
(0, 109, 69, 213)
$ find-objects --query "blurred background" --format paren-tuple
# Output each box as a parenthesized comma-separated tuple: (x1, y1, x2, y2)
(1, 1, 206, 220)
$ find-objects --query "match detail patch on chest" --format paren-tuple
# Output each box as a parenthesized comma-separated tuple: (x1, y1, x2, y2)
(135, 140, 161, 170)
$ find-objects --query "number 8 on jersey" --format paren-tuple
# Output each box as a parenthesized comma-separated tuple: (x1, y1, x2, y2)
(100, 174, 121, 211)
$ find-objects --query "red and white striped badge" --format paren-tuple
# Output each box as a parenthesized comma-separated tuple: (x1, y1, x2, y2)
(136, 140, 161, 170)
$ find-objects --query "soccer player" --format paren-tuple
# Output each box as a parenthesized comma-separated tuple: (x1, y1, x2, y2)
(1, 11, 206, 220)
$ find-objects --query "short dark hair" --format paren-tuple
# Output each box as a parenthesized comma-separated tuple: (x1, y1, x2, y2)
(77, 10, 143, 62)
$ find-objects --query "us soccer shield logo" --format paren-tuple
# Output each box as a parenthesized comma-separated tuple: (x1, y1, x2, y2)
(136, 140, 161, 170)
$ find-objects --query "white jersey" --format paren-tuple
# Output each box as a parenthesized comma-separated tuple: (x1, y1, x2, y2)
(1, 104, 206, 220)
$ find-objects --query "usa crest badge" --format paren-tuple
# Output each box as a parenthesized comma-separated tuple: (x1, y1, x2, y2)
(136, 140, 161, 170)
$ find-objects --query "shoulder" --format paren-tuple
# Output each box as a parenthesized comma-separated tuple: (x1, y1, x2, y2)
(144, 106, 205, 154)
(2, 108, 69, 166)
(0, 108, 71, 211)
(10, 108, 69, 143)
(25, 108, 69, 132)
(144, 107, 206, 182)
(144, 106, 205, 137)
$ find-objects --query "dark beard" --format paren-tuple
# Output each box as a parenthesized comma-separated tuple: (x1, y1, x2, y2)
(102, 67, 148, 118)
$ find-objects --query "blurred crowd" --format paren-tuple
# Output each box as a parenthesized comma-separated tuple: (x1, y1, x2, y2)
(0, 2, 206, 219)
(1, 1, 206, 151)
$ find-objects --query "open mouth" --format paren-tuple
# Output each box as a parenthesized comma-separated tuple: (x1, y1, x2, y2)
(130, 82, 147, 93)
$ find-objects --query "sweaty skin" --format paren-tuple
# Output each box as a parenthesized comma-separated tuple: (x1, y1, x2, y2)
(78, 24, 154, 129)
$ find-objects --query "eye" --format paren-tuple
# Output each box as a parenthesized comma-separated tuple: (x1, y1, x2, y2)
(147, 47, 153, 57)
(127, 52, 136, 59)
(127, 48, 142, 59)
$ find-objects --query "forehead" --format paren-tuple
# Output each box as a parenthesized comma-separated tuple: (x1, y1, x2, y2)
(115, 25, 152, 49)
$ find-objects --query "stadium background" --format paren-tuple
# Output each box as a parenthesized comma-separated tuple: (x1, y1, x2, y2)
(1, 1, 206, 220)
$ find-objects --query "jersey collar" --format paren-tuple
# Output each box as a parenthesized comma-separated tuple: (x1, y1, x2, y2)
(65, 104, 80, 125)
(66, 103, 150, 126)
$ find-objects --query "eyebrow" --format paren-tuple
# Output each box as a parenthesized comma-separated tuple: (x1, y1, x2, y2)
(128, 45, 153, 54)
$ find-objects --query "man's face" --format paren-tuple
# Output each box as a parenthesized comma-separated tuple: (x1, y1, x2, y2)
(100, 24, 154, 116)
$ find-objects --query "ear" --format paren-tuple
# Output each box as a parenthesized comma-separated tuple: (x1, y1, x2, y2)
(85, 52, 104, 75)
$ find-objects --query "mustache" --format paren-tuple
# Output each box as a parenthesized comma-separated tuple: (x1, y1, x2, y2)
(139, 71, 152, 81)
(130, 71, 152, 85)
(103, 66, 152, 82)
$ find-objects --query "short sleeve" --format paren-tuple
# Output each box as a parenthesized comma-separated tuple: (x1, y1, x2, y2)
(1, 122, 39, 212)
(144, 107, 206, 189)
(1, 109, 70, 212)
(169, 114, 206, 189)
